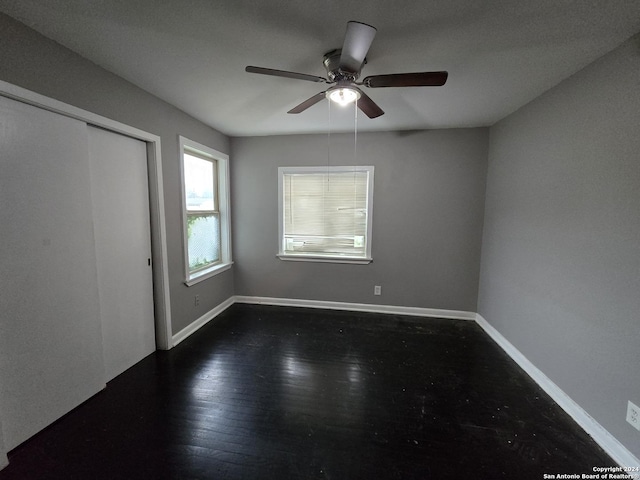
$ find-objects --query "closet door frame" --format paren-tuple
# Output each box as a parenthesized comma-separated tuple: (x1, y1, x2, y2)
(0, 79, 172, 351)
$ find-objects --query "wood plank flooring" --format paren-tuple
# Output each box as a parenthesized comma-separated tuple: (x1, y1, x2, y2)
(0, 304, 614, 479)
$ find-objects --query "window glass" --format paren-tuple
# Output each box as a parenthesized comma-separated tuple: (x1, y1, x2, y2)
(278, 166, 374, 264)
(186, 213, 220, 271)
(180, 137, 232, 284)
(184, 153, 216, 211)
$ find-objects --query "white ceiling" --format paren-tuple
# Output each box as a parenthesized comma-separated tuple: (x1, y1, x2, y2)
(2, 0, 640, 137)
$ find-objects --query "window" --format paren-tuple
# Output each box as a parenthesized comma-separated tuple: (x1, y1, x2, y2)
(179, 136, 232, 284)
(278, 165, 374, 264)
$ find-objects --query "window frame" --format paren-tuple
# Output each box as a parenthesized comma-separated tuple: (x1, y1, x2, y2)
(277, 165, 374, 264)
(179, 136, 232, 285)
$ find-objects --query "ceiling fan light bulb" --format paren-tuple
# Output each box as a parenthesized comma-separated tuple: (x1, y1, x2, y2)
(327, 87, 360, 106)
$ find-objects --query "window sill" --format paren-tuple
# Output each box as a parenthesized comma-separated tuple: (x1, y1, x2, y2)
(185, 261, 233, 286)
(277, 254, 372, 265)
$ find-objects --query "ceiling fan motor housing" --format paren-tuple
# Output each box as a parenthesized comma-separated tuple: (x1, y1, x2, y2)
(323, 49, 363, 82)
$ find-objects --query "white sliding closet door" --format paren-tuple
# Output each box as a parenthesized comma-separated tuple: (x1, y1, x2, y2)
(0, 96, 105, 450)
(87, 126, 156, 382)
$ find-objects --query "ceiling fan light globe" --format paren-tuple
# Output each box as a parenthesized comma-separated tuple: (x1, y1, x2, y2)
(327, 87, 360, 106)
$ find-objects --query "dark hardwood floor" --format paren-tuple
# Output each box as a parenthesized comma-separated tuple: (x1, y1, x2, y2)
(1, 304, 614, 479)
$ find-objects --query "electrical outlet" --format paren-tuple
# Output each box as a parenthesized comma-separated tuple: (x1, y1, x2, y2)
(627, 400, 640, 431)
(194, 295, 200, 307)
(374, 285, 381, 296)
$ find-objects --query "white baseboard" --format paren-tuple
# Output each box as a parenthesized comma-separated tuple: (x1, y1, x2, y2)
(171, 296, 235, 347)
(475, 313, 640, 468)
(233, 295, 477, 321)
(171, 295, 473, 347)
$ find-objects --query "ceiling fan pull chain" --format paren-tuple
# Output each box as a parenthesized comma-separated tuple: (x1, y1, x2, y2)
(354, 98, 358, 171)
(327, 99, 332, 181)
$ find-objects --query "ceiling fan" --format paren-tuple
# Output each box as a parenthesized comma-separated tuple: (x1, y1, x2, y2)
(245, 21, 448, 119)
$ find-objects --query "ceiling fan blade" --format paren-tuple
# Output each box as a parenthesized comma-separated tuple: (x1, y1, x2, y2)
(339, 21, 377, 73)
(287, 92, 327, 114)
(363, 71, 448, 88)
(246, 66, 329, 83)
(356, 89, 384, 118)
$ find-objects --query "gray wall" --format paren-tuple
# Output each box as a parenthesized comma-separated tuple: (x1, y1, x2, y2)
(0, 417, 5, 469)
(0, 13, 234, 335)
(478, 34, 640, 459)
(231, 129, 489, 312)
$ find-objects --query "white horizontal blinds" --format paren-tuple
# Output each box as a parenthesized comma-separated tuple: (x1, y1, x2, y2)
(284, 170, 368, 256)
(184, 149, 221, 271)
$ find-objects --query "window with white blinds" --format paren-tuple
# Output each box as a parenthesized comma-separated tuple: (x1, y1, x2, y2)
(278, 166, 374, 264)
